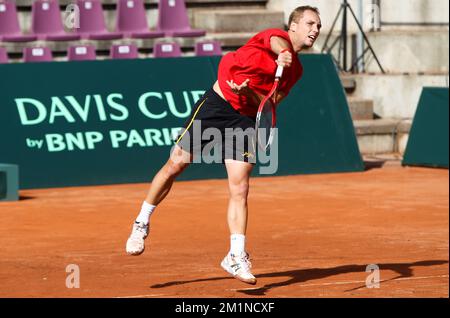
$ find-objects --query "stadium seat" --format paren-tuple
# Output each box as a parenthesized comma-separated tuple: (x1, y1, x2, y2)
(23, 46, 53, 63)
(0, 47, 8, 63)
(68, 45, 97, 61)
(31, 0, 80, 41)
(153, 42, 182, 58)
(156, 0, 206, 37)
(116, 0, 164, 39)
(110, 44, 139, 59)
(0, 0, 37, 42)
(76, 0, 123, 40)
(195, 40, 222, 56)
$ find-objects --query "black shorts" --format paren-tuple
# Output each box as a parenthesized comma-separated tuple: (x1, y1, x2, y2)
(175, 88, 257, 163)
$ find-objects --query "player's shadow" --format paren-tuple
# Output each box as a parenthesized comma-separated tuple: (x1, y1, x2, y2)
(19, 195, 35, 201)
(150, 260, 448, 295)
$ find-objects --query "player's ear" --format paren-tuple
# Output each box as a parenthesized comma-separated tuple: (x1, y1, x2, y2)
(289, 22, 297, 32)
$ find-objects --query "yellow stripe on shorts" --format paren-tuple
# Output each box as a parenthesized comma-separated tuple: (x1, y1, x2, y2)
(175, 98, 208, 145)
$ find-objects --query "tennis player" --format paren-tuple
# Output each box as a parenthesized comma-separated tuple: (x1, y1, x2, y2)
(126, 6, 321, 285)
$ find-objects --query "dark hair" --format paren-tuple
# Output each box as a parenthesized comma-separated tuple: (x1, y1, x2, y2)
(288, 6, 320, 27)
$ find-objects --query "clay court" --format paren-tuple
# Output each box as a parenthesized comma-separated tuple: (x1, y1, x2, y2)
(0, 162, 448, 298)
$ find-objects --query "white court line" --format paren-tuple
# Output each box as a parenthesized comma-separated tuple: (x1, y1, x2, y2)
(116, 294, 168, 298)
(226, 287, 263, 291)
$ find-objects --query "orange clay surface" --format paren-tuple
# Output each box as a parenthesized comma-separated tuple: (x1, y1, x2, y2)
(0, 163, 448, 298)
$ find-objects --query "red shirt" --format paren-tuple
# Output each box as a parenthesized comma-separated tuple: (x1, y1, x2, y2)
(218, 28, 303, 117)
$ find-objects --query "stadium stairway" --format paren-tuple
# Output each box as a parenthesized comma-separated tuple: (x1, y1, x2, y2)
(341, 76, 413, 157)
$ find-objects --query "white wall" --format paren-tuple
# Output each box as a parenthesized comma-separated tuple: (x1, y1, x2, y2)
(349, 74, 449, 118)
(365, 30, 449, 73)
(381, 0, 449, 24)
(269, 0, 449, 74)
(267, 0, 449, 31)
(267, 0, 380, 32)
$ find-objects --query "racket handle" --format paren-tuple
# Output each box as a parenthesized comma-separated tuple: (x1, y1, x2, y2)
(275, 65, 284, 79)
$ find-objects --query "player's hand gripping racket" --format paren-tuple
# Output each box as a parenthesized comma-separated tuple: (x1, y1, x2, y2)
(255, 65, 283, 151)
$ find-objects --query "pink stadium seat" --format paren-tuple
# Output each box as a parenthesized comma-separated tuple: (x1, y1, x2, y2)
(0, 47, 8, 63)
(23, 46, 53, 63)
(76, 0, 123, 40)
(157, 0, 206, 37)
(0, 0, 37, 42)
(116, 0, 164, 39)
(31, 0, 80, 41)
(68, 45, 97, 61)
(110, 44, 139, 59)
(195, 40, 222, 56)
(153, 42, 182, 58)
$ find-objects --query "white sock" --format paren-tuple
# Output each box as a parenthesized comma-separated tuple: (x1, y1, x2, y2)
(230, 234, 246, 256)
(135, 201, 156, 225)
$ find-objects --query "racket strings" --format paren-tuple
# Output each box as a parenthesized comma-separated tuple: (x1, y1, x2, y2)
(256, 101, 275, 150)
(255, 80, 279, 151)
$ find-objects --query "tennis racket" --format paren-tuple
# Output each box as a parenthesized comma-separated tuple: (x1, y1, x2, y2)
(255, 65, 283, 151)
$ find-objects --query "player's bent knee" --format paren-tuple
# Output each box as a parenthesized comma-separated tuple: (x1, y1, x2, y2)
(229, 181, 249, 199)
(165, 159, 188, 178)
(170, 145, 192, 164)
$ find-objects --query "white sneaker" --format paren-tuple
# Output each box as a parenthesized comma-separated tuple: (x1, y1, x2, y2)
(125, 221, 149, 256)
(221, 252, 257, 285)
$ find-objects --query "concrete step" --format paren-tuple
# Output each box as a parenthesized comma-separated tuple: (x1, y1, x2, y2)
(1, 31, 257, 58)
(354, 118, 413, 155)
(347, 98, 374, 120)
(194, 9, 284, 33)
(206, 32, 254, 48)
(362, 153, 404, 169)
(340, 77, 357, 94)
